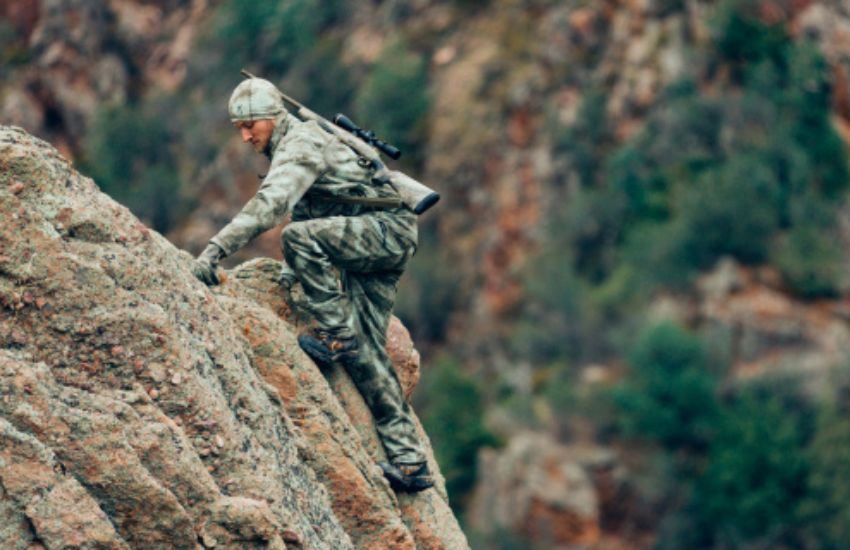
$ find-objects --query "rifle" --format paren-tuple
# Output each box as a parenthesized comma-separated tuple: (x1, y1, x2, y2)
(240, 69, 440, 215)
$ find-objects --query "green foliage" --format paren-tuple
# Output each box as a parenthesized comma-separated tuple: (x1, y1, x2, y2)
(691, 387, 810, 545)
(83, 99, 188, 232)
(623, 148, 783, 288)
(0, 20, 30, 75)
(354, 39, 430, 168)
(688, 159, 778, 261)
(561, 186, 629, 285)
(784, 43, 850, 199)
(616, 350, 850, 548)
(553, 89, 613, 188)
(395, 236, 461, 344)
(512, 239, 596, 363)
(417, 358, 499, 513)
(774, 223, 844, 298)
(209, 0, 348, 78)
(280, 39, 356, 118)
(614, 322, 718, 451)
(543, 19, 848, 300)
(712, 0, 788, 77)
(800, 402, 850, 548)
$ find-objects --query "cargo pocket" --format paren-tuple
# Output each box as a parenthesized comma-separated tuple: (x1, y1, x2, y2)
(375, 217, 412, 270)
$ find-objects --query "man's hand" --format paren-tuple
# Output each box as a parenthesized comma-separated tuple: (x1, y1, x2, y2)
(192, 243, 225, 286)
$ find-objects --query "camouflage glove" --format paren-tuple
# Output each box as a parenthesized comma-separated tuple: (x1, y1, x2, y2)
(192, 243, 225, 286)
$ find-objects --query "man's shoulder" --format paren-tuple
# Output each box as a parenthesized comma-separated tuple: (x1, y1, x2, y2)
(277, 118, 328, 149)
(268, 118, 331, 168)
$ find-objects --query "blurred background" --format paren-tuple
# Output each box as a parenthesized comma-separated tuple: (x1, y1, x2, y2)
(4, 0, 850, 547)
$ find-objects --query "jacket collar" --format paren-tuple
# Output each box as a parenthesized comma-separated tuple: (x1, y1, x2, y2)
(265, 112, 291, 159)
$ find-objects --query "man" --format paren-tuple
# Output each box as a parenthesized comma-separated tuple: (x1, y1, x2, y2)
(192, 76, 433, 493)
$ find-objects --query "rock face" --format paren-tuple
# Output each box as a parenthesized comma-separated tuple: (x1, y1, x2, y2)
(694, 259, 850, 392)
(467, 433, 601, 549)
(0, 0, 207, 156)
(0, 125, 467, 549)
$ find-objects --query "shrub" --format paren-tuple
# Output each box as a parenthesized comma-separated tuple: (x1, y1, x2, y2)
(0, 20, 30, 74)
(511, 260, 592, 364)
(552, 90, 613, 188)
(800, 402, 850, 548)
(354, 39, 430, 168)
(417, 357, 499, 513)
(625, 152, 782, 290)
(559, 186, 629, 284)
(784, 42, 849, 199)
(208, 0, 348, 78)
(280, 39, 356, 118)
(691, 386, 811, 546)
(711, 0, 788, 78)
(676, 154, 781, 267)
(83, 99, 188, 232)
(610, 35, 845, 294)
(395, 236, 461, 344)
(613, 322, 718, 451)
(774, 223, 844, 298)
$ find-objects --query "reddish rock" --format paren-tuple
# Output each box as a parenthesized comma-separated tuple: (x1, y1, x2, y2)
(221, 257, 466, 549)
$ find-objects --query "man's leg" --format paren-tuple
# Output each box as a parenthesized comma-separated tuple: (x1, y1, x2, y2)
(281, 215, 429, 474)
(281, 215, 411, 339)
(343, 270, 425, 466)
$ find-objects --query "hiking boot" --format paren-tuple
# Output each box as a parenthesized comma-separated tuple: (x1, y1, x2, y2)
(378, 461, 434, 493)
(297, 331, 359, 369)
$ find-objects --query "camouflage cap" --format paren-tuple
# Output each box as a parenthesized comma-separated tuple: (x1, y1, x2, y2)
(228, 78, 285, 122)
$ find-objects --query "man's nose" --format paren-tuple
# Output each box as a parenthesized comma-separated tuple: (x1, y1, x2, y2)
(240, 128, 252, 142)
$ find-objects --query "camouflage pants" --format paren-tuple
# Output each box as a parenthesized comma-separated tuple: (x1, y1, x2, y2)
(281, 213, 426, 465)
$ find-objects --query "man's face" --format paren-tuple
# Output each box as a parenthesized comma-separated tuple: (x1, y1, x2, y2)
(234, 119, 275, 154)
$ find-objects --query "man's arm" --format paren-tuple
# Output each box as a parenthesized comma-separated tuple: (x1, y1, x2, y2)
(192, 125, 328, 284)
(211, 130, 328, 256)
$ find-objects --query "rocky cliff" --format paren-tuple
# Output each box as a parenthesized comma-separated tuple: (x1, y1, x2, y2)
(6, 1, 850, 547)
(0, 125, 467, 549)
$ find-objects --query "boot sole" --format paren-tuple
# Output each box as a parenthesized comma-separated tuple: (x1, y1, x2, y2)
(378, 462, 434, 493)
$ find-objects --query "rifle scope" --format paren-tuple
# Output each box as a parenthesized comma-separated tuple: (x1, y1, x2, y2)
(333, 114, 402, 160)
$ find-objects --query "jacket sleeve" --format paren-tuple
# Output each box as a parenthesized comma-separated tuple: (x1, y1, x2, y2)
(210, 126, 328, 256)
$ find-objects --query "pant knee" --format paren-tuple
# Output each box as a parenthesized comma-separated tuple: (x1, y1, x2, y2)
(281, 223, 310, 262)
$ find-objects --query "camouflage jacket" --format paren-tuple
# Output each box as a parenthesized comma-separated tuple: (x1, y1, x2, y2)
(210, 114, 413, 257)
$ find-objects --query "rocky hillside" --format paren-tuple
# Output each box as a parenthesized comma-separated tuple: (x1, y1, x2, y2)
(4, 0, 849, 365)
(0, 125, 466, 549)
(6, 1, 850, 547)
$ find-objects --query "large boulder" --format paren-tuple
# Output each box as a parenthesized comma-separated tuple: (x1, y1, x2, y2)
(0, 125, 468, 549)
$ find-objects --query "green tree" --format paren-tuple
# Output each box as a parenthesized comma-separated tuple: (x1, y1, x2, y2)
(801, 403, 850, 548)
(553, 89, 613, 188)
(774, 223, 844, 298)
(614, 322, 718, 451)
(692, 387, 810, 546)
(84, 99, 187, 232)
(712, 0, 788, 80)
(208, 0, 348, 78)
(417, 358, 499, 513)
(354, 39, 430, 168)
